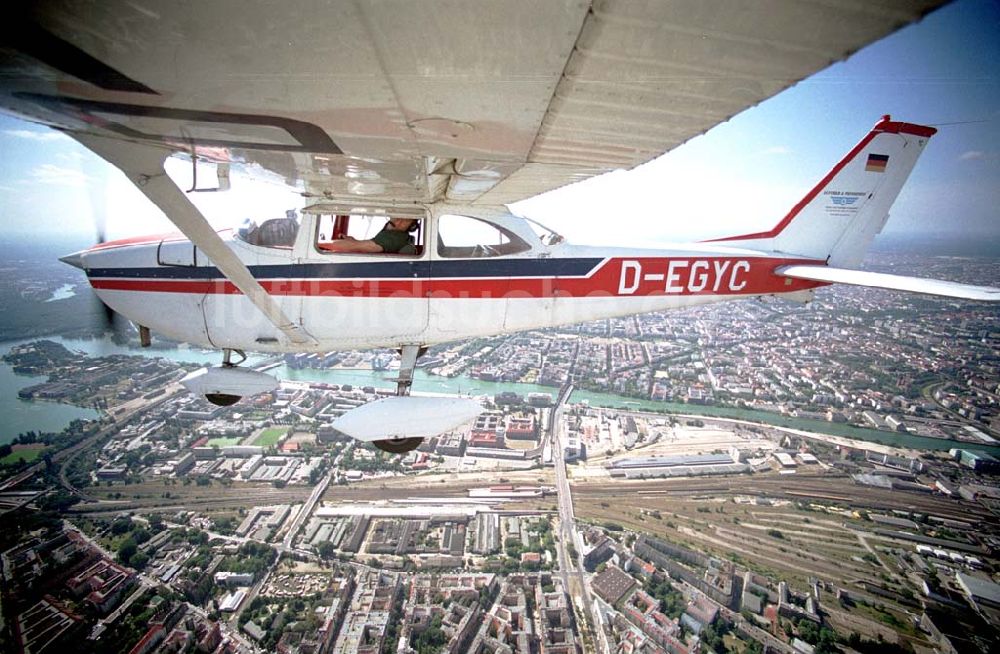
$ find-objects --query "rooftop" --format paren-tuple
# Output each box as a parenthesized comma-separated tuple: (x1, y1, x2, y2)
(956, 572, 1000, 606)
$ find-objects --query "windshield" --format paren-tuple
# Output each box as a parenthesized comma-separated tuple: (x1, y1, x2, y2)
(523, 216, 564, 246)
(236, 210, 301, 248)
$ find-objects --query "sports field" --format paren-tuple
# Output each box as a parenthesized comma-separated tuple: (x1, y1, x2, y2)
(0, 444, 46, 465)
(252, 427, 288, 447)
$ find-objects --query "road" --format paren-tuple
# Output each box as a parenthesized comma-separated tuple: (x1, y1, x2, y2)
(282, 468, 331, 551)
(922, 381, 1000, 440)
(550, 383, 609, 654)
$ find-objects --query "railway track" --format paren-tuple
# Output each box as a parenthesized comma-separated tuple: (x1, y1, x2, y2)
(573, 474, 994, 523)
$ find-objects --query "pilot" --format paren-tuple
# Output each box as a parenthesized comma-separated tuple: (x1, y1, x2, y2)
(320, 218, 418, 254)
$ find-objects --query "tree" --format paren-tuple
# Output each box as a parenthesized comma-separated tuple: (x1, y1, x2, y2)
(317, 541, 336, 559)
(111, 516, 132, 535)
(411, 613, 447, 654)
(117, 538, 137, 565)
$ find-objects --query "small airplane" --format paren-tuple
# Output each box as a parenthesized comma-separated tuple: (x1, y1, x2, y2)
(2, 1, 994, 453)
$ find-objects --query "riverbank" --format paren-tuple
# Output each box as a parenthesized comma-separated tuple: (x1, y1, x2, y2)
(0, 344, 100, 443)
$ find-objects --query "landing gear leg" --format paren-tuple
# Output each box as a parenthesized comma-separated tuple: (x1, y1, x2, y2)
(394, 344, 424, 397)
(204, 348, 248, 407)
(222, 348, 247, 368)
(373, 344, 425, 454)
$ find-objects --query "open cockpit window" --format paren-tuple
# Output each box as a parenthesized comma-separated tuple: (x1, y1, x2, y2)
(436, 215, 530, 258)
(315, 214, 424, 256)
(236, 211, 300, 248)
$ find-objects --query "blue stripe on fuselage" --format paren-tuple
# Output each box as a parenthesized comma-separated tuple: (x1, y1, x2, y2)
(86, 258, 604, 280)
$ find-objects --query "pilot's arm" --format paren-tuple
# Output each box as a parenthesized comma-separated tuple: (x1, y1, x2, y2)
(319, 238, 385, 253)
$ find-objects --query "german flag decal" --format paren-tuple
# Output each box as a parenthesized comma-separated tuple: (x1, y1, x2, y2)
(865, 153, 889, 172)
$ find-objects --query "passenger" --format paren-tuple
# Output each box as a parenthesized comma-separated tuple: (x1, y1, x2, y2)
(319, 218, 417, 254)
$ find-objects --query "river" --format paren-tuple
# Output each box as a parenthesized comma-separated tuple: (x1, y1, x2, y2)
(44, 283, 77, 303)
(274, 365, 558, 397)
(2, 336, 997, 455)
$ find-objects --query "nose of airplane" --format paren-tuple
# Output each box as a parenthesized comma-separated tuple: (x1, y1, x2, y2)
(59, 250, 86, 270)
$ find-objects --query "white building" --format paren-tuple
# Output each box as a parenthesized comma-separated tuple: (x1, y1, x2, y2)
(219, 588, 248, 612)
(240, 455, 264, 479)
(564, 437, 585, 462)
(773, 452, 797, 468)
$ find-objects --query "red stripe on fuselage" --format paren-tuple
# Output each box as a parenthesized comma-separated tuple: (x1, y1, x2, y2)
(90, 256, 827, 298)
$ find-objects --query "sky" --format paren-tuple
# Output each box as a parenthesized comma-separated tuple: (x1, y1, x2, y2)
(0, 0, 998, 252)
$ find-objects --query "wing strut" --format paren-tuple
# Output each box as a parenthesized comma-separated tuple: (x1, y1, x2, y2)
(73, 134, 317, 346)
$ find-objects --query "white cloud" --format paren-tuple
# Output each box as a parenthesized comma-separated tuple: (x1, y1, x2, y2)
(28, 164, 92, 187)
(4, 129, 70, 142)
(959, 150, 986, 161)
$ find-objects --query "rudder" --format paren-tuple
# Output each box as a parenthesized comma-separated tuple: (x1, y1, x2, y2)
(711, 116, 936, 267)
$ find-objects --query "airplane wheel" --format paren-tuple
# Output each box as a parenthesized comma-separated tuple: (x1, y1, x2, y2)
(373, 437, 423, 454)
(205, 393, 241, 406)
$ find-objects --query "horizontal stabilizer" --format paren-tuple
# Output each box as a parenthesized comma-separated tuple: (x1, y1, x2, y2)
(777, 265, 1000, 302)
(332, 396, 483, 442)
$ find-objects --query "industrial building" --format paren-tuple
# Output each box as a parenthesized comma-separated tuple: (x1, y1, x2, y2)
(950, 449, 1000, 474)
(955, 572, 1000, 609)
(607, 453, 747, 479)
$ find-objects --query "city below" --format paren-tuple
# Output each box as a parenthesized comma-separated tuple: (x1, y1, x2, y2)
(0, 249, 998, 654)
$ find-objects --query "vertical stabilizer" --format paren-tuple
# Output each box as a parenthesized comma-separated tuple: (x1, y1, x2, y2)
(710, 116, 936, 267)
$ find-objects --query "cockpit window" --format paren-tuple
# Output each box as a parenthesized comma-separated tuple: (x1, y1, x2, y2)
(437, 215, 530, 258)
(315, 214, 424, 256)
(237, 211, 300, 248)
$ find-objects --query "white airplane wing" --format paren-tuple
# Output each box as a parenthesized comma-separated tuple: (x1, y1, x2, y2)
(777, 265, 1000, 302)
(0, 0, 946, 208)
(0, 1, 950, 342)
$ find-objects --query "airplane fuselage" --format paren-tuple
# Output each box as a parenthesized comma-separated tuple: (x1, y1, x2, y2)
(73, 210, 825, 352)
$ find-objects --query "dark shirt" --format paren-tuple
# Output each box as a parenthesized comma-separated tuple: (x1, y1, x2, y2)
(371, 227, 413, 253)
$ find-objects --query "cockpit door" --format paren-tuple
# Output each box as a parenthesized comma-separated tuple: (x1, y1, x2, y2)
(301, 213, 431, 348)
(429, 214, 516, 338)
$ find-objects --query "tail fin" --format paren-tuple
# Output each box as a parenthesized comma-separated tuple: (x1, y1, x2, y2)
(709, 116, 936, 267)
